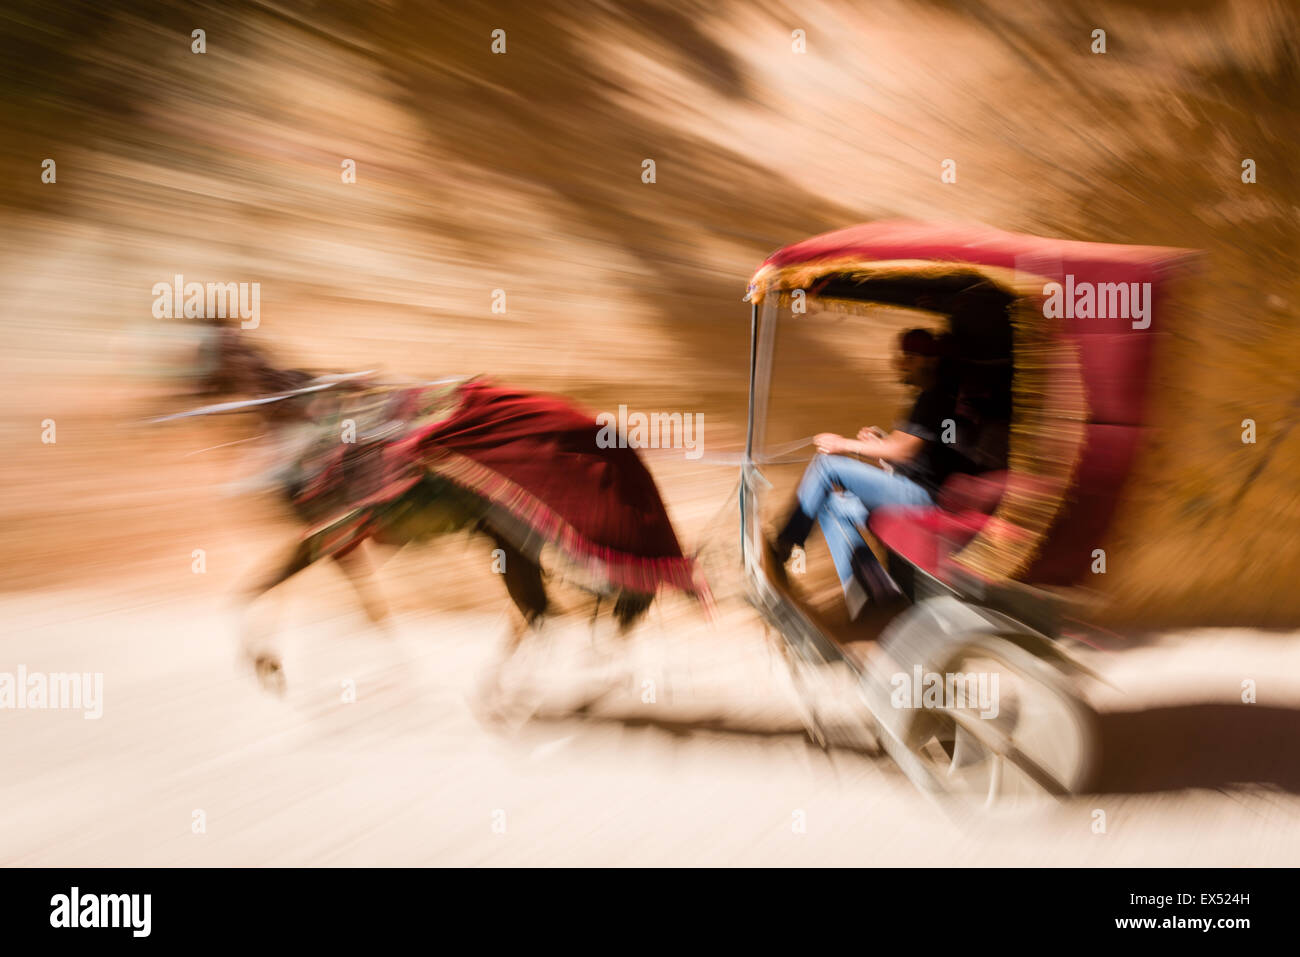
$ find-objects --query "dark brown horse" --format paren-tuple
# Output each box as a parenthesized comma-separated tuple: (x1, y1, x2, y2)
(164, 326, 705, 695)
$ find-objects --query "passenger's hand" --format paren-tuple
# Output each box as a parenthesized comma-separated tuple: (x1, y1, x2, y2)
(814, 432, 848, 455)
(856, 426, 885, 444)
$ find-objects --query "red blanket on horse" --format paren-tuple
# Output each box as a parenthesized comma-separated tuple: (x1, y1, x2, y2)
(385, 380, 701, 596)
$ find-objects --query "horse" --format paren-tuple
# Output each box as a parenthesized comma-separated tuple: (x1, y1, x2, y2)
(160, 324, 707, 700)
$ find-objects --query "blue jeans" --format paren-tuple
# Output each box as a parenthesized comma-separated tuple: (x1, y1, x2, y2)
(781, 454, 933, 606)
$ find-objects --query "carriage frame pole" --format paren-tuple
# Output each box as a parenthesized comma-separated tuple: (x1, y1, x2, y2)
(741, 301, 759, 561)
(744, 301, 758, 464)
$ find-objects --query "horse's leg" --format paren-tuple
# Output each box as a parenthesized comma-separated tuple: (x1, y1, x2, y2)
(613, 591, 654, 634)
(475, 530, 549, 723)
(332, 542, 390, 625)
(475, 607, 536, 725)
(240, 539, 316, 693)
(491, 534, 548, 626)
(584, 594, 608, 659)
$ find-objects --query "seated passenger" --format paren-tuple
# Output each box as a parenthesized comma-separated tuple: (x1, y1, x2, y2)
(951, 358, 1012, 474)
(765, 328, 966, 619)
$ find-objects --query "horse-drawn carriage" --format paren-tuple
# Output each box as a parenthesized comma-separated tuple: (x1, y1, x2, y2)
(153, 219, 1202, 807)
(736, 221, 1199, 804)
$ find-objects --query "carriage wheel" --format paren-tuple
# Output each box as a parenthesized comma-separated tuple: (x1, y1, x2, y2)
(899, 634, 1098, 807)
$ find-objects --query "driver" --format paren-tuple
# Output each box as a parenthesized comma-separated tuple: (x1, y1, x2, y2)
(764, 328, 965, 619)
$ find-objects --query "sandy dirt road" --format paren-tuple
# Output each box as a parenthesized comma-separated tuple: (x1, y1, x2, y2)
(4, 574, 1299, 867)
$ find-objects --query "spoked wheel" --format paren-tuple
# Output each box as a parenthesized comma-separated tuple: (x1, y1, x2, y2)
(900, 634, 1098, 808)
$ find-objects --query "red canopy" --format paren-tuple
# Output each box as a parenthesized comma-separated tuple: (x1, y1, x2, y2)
(755, 220, 1193, 282)
(750, 221, 1200, 587)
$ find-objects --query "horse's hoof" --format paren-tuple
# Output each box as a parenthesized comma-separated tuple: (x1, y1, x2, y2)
(363, 602, 391, 625)
(254, 654, 286, 695)
(472, 674, 533, 731)
(371, 610, 398, 638)
(472, 686, 508, 727)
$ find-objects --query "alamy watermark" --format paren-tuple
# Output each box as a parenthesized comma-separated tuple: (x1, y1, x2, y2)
(890, 665, 999, 719)
(0, 665, 103, 719)
(596, 405, 704, 460)
(152, 274, 260, 328)
(50, 887, 150, 937)
(1042, 274, 1151, 329)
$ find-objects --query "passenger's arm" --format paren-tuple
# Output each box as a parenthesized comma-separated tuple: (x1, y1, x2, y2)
(851, 429, 925, 464)
(813, 429, 925, 464)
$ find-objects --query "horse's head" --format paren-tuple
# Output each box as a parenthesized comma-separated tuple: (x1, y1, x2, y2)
(190, 321, 314, 399)
(135, 316, 310, 402)
(135, 317, 326, 434)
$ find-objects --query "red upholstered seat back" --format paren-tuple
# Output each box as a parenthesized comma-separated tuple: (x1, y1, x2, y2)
(936, 471, 1008, 514)
(870, 470, 1014, 578)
